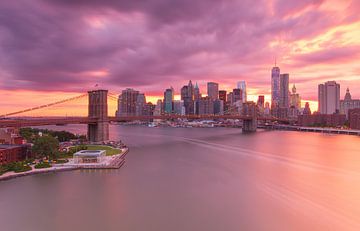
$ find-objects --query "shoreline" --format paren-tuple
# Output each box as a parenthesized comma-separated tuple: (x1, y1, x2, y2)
(0, 148, 129, 182)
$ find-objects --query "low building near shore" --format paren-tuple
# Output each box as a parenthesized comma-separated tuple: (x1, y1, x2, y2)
(0, 144, 31, 165)
(298, 114, 346, 127)
(349, 108, 360, 130)
(73, 150, 106, 164)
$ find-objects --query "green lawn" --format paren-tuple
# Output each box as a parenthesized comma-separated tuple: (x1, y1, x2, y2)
(85, 145, 121, 156)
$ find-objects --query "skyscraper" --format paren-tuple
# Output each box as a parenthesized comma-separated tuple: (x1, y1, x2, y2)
(207, 82, 219, 100)
(232, 88, 242, 103)
(271, 65, 280, 107)
(279, 73, 289, 108)
(163, 87, 174, 114)
(198, 96, 214, 115)
(116, 88, 139, 117)
(236, 81, 247, 102)
(194, 82, 201, 101)
(135, 93, 146, 116)
(219, 90, 227, 102)
(318, 81, 340, 114)
(181, 83, 194, 115)
(257, 95, 265, 108)
(290, 84, 301, 109)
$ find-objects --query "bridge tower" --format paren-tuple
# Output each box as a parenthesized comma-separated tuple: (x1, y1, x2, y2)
(242, 102, 257, 133)
(87, 90, 109, 142)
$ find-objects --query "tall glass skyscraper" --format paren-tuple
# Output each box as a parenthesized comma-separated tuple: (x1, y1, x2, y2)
(271, 66, 280, 106)
(236, 81, 247, 102)
(163, 87, 174, 114)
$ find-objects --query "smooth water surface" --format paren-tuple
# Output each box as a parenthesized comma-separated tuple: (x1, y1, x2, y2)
(1, 125, 360, 231)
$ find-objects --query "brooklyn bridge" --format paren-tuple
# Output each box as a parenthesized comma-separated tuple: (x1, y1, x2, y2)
(0, 90, 291, 142)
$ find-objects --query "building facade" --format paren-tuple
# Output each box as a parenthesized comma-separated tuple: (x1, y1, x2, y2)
(279, 73, 289, 108)
(207, 82, 219, 100)
(318, 81, 340, 114)
(340, 88, 360, 119)
(116, 88, 139, 117)
(0, 144, 31, 165)
(236, 81, 247, 102)
(163, 87, 174, 114)
(271, 66, 281, 106)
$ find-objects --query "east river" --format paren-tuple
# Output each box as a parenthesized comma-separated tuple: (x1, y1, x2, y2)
(1, 125, 360, 231)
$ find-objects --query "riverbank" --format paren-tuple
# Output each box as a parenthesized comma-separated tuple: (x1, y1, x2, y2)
(0, 148, 129, 182)
(264, 124, 360, 136)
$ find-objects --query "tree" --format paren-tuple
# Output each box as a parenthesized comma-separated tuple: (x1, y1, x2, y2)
(32, 135, 59, 160)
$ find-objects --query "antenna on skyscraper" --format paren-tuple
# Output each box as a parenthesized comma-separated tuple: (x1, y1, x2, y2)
(274, 57, 277, 67)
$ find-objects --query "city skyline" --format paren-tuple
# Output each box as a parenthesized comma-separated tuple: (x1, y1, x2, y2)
(1, 0, 360, 114)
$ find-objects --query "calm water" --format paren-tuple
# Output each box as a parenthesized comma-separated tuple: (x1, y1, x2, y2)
(1, 125, 360, 231)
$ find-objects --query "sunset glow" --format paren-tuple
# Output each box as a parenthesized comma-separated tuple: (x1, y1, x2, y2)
(0, 0, 359, 115)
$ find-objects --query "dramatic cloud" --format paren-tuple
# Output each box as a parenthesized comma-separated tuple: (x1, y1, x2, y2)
(0, 0, 359, 110)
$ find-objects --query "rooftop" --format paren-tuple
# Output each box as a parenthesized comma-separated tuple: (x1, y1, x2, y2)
(74, 150, 106, 157)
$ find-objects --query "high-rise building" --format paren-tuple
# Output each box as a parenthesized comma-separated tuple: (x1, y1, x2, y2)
(227, 92, 234, 105)
(271, 65, 280, 107)
(290, 84, 301, 109)
(303, 102, 311, 115)
(116, 88, 139, 117)
(163, 87, 174, 114)
(181, 82, 194, 115)
(198, 96, 214, 115)
(135, 93, 146, 116)
(153, 99, 163, 116)
(264, 102, 270, 115)
(318, 81, 340, 114)
(236, 81, 247, 102)
(214, 99, 224, 115)
(194, 82, 201, 101)
(173, 100, 185, 115)
(340, 88, 360, 118)
(219, 90, 227, 102)
(232, 88, 242, 103)
(257, 95, 265, 108)
(279, 73, 289, 108)
(207, 82, 219, 100)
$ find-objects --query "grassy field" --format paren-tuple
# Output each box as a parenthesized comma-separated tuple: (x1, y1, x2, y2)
(85, 145, 121, 156)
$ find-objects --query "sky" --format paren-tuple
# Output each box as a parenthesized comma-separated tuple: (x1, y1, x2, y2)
(0, 0, 360, 116)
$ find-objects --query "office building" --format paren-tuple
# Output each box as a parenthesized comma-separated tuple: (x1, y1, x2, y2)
(207, 82, 219, 100)
(232, 88, 242, 103)
(214, 99, 224, 115)
(219, 90, 227, 102)
(271, 65, 281, 106)
(290, 84, 301, 109)
(116, 88, 139, 117)
(257, 95, 265, 108)
(173, 100, 185, 115)
(135, 93, 146, 116)
(194, 82, 201, 101)
(318, 81, 340, 114)
(340, 88, 360, 118)
(236, 81, 247, 102)
(163, 87, 174, 114)
(198, 96, 214, 115)
(279, 73, 289, 108)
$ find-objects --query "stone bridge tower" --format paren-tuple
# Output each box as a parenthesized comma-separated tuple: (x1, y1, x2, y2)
(88, 90, 109, 142)
(242, 102, 258, 133)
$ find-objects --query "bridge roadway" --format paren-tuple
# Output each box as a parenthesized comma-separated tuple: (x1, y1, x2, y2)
(0, 115, 290, 128)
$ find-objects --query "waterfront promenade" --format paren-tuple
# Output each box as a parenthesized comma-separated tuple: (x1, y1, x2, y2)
(0, 148, 129, 182)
